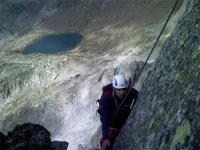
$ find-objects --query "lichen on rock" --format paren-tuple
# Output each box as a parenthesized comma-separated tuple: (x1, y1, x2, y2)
(114, 0, 200, 149)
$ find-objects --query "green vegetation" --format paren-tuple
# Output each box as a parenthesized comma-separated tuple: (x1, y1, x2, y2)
(170, 120, 191, 150)
(174, 50, 200, 86)
(149, 117, 155, 128)
(149, 132, 156, 141)
(159, 137, 165, 150)
(147, 132, 156, 146)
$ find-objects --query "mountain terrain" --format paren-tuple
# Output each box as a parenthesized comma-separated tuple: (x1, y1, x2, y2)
(1, 0, 198, 150)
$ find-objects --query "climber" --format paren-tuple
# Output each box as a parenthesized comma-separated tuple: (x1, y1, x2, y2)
(99, 74, 138, 150)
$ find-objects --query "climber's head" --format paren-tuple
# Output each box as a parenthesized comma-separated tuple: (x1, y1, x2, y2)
(112, 74, 128, 99)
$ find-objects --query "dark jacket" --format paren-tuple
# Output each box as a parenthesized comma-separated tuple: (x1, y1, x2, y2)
(99, 84, 138, 139)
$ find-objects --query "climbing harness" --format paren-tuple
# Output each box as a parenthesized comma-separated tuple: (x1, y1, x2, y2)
(110, 0, 180, 121)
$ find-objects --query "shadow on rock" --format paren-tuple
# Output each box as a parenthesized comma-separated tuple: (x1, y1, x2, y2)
(0, 123, 68, 150)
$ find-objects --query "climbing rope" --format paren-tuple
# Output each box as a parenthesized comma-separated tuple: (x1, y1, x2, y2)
(111, 0, 180, 121)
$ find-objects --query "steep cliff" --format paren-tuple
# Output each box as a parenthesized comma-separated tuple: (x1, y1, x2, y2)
(114, 0, 200, 149)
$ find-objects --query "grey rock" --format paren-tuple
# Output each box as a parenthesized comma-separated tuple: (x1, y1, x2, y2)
(51, 141, 69, 150)
(114, 0, 200, 149)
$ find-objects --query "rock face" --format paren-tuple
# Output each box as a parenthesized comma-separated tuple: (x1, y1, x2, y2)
(0, 123, 68, 150)
(114, 0, 200, 149)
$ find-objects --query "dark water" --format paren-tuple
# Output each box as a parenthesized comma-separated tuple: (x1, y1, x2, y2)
(23, 33, 83, 55)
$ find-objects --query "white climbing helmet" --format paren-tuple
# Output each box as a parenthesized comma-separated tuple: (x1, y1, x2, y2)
(112, 74, 128, 89)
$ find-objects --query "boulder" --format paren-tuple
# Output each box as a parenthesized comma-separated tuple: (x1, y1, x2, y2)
(0, 123, 68, 150)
